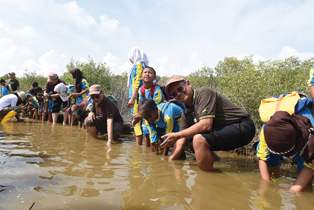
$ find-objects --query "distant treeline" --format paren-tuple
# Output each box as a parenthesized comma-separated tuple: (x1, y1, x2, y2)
(2, 56, 313, 127)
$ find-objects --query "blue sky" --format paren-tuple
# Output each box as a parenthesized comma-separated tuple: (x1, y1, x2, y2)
(0, 0, 313, 78)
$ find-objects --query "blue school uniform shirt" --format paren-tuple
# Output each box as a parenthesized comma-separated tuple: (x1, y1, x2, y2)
(1, 85, 12, 97)
(67, 85, 76, 106)
(43, 91, 53, 112)
(29, 96, 39, 107)
(147, 102, 184, 143)
(257, 96, 314, 170)
(138, 85, 165, 104)
(76, 78, 90, 104)
(128, 61, 146, 98)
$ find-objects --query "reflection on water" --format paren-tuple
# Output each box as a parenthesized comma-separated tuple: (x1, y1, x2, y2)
(0, 120, 314, 209)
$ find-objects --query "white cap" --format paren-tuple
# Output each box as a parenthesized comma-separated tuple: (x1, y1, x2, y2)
(17, 91, 27, 101)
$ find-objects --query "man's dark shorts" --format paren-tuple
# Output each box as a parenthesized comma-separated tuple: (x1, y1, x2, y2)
(52, 97, 67, 113)
(84, 117, 123, 137)
(197, 116, 255, 151)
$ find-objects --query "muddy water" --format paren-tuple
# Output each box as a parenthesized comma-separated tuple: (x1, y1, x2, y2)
(1, 121, 314, 210)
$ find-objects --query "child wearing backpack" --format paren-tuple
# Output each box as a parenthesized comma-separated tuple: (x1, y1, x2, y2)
(0, 79, 12, 98)
(138, 99, 184, 156)
(256, 92, 314, 191)
(136, 67, 166, 149)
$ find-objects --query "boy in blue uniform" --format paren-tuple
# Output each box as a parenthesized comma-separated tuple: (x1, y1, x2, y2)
(34, 87, 44, 120)
(137, 67, 165, 149)
(256, 93, 314, 191)
(138, 99, 184, 156)
(29, 94, 39, 119)
(0, 79, 12, 98)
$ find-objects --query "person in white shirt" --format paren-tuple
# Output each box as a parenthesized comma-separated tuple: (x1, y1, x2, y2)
(0, 91, 30, 123)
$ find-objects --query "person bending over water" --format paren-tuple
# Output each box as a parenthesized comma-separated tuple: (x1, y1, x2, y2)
(256, 93, 314, 192)
(0, 91, 30, 123)
(161, 75, 255, 171)
(138, 99, 184, 156)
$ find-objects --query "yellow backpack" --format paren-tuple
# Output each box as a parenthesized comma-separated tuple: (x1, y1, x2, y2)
(259, 92, 301, 122)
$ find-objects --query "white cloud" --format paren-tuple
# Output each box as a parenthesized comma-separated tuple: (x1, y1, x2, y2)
(98, 15, 131, 36)
(150, 53, 205, 76)
(236, 54, 267, 64)
(22, 50, 68, 77)
(152, 56, 183, 76)
(54, 1, 96, 29)
(102, 53, 130, 74)
(278, 46, 314, 61)
(189, 52, 204, 69)
(0, 19, 39, 40)
(98, 15, 120, 35)
(0, 38, 33, 76)
(0, 38, 33, 58)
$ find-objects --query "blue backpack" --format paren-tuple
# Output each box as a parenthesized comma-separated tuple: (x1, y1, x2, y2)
(106, 95, 118, 105)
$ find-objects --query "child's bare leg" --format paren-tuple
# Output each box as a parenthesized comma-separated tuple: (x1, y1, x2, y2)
(156, 142, 162, 155)
(163, 147, 169, 156)
(136, 135, 143, 145)
(151, 143, 157, 153)
(71, 114, 75, 126)
(34, 110, 38, 119)
(144, 135, 150, 147)
(48, 113, 52, 123)
(67, 113, 72, 125)
(63, 112, 68, 125)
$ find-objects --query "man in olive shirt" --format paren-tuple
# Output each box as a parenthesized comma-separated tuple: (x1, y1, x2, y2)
(85, 85, 123, 145)
(161, 75, 255, 171)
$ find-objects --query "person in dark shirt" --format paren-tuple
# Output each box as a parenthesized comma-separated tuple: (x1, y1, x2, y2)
(7, 72, 19, 91)
(44, 72, 66, 124)
(161, 75, 256, 172)
(85, 85, 123, 145)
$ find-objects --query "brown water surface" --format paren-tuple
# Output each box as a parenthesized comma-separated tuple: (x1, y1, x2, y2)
(1, 120, 314, 209)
